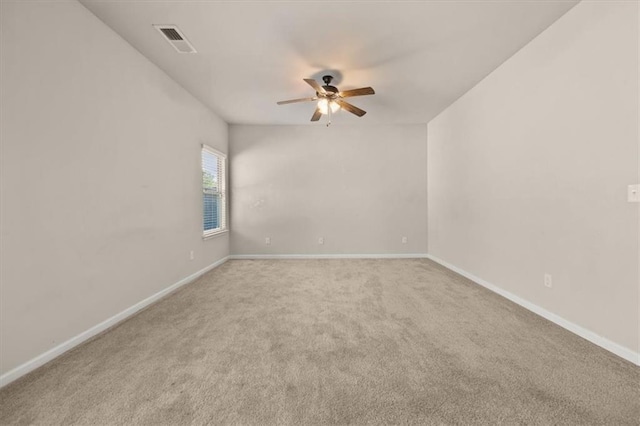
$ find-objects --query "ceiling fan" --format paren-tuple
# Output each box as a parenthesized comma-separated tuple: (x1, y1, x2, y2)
(277, 75, 375, 124)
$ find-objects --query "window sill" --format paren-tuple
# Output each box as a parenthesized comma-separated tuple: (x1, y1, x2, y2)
(203, 229, 229, 240)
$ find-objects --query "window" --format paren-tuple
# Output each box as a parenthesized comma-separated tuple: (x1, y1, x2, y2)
(201, 145, 227, 237)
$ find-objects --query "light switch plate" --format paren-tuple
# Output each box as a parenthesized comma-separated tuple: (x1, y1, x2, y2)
(628, 184, 639, 202)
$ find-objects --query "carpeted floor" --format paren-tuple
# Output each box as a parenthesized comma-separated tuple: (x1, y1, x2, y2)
(0, 259, 638, 425)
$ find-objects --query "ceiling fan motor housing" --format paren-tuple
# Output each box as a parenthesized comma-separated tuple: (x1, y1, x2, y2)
(321, 75, 338, 96)
(321, 85, 339, 96)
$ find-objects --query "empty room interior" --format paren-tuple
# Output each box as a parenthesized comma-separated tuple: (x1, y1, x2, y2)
(1, 0, 639, 424)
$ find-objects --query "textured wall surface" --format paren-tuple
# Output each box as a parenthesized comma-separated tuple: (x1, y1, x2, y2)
(428, 1, 639, 353)
(0, 1, 228, 375)
(230, 124, 428, 256)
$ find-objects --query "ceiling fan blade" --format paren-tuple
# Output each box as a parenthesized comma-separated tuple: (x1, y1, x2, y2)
(277, 97, 317, 105)
(336, 99, 366, 117)
(339, 87, 375, 98)
(304, 78, 326, 95)
(310, 107, 322, 122)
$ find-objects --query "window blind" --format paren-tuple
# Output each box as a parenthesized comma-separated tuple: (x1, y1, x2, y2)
(202, 145, 226, 236)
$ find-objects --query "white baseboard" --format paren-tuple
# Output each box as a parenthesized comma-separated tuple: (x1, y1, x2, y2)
(229, 253, 429, 260)
(5, 253, 634, 389)
(426, 254, 640, 366)
(0, 256, 229, 388)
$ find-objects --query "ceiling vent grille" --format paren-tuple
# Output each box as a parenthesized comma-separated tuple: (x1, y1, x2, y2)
(153, 25, 197, 53)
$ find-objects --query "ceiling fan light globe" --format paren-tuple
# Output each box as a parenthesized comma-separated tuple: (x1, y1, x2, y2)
(318, 98, 340, 115)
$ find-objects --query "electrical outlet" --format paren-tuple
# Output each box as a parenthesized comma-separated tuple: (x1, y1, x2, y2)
(544, 274, 553, 288)
(318, 237, 324, 245)
(189, 250, 194, 261)
(401, 236, 408, 244)
(265, 237, 271, 245)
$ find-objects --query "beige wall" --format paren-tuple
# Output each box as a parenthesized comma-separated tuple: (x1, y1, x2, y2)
(230, 124, 428, 256)
(0, 1, 228, 375)
(428, 1, 639, 354)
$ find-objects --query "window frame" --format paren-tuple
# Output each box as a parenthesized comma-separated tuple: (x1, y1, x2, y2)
(201, 144, 228, 239)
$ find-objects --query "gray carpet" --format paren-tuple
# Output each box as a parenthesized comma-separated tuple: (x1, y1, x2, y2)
(0, 259, 638, 425)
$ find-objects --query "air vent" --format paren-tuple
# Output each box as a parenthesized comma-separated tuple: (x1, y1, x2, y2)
(160, 28, 182, 41)
(153, 25, 197, 54)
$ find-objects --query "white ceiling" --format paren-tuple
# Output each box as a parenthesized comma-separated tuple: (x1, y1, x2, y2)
(80, 0, 578, 125)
